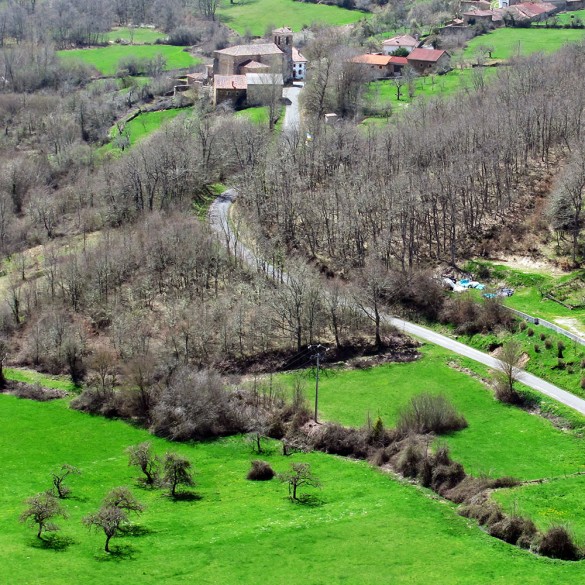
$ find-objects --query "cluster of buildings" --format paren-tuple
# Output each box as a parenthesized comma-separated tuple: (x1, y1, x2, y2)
(441, 0, 562, 34)
(351, 35, 451, 79)
(186, 27, 307, 107)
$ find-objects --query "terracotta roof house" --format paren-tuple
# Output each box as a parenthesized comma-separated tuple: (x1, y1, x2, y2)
(507, 1, 557, 20)
(213, 74, 247, 106)
(351, 54, 394, 78)
(406, 48, 451, 75)
(382, 34, 419, 55)
(462, 9, 501, 24)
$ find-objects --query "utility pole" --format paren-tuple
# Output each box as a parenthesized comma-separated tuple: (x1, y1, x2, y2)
(309, 344, 328, 424)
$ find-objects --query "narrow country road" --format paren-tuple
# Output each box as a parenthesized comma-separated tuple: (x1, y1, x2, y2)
(282, 82, 303, 132)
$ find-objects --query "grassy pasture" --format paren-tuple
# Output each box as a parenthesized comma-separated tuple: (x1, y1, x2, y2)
(58, 45, 199, 76)
(4, 367, 77, 392)
(280, 346, 585, 479)
(102, 108, 189, 154)
(103, 27, 168, 44)
(217, 0, 366, 36)
(495, 476, 585, 545)
(4, 393, 585, 584)
(463, 27, 585, 61)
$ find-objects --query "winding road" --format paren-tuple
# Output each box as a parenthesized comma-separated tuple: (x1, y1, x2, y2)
(208, 85, 585, 417)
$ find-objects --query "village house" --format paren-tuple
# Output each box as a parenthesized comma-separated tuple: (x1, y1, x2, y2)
(350, 54, 406, 79)
(292, 47, 307, 80)
(406, 48, 451, 75)
(381, 34, 420, 55)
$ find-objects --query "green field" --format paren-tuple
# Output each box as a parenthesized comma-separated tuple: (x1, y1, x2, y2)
(58, 45, 199, 76)
(365, 67, 497, 118)
(217, 0, 366, 36)
(5, 387, 585, 583)
(536, 9, 585, 25)
(282, 346, 585, 479)
(103, 27, 168, 44)
(4, 367, 77, 392)
(464, 27, 585, 61)
(103, 109, 189, 154)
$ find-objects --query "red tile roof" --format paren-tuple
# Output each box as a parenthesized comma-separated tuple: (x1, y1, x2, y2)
(351, 54, 393, 66)
(389, 56, 408, 65)
(407, 48, 448, 63)
(214, 75, 247, 90)
(512, 1, 556, 17)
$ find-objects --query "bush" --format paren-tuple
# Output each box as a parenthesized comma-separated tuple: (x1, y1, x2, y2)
(558, 341, 565, 358)
(518, 321, 527, 331)
(10, 382, 67, 402)
(397, 393, 468, 436)
(545, 339, 553, 350)
(538, 526, 581, 560)
(459, 500, 504, 527)
(540, 333, 547, 341)
(247, 460, 275, 481)
(494, 378, 525, 405)
(312, 423, 369, 458)
(534, 344, 540, 353)
(431, 461, 465, 494)
(489, 515, 537, 546)
(395, 440, 423, 478)
(167, 27, 201, 46)
(527, 328, 534, 337)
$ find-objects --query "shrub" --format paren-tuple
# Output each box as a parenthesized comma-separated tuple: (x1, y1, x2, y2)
(395, 440, 423, 478)
(527, 328, 534, 337)
(247, 460, 275, 481)
(540, 333, 547, 341)
(534, 344, 540, 353)
(459, 501, 504, 527)
(538, 526, 581, 560)
(312, 423, 369, 458)
(580, 377, 585, 390)
(167, 27, 201, 46)
(581, 359, 585, 369)
(494, 379, 525, 405)
(397, 393, 468, 436)
(557, 359, 566, 370)
(369, 448, 389, 467)
(431, 461, 465, 494)
(545, 339, 553, 350)
(11, 382, 66, 401)
(558, 341, 566, 358)
(518, 321, 527, 331)
(489, 515, 537, 546)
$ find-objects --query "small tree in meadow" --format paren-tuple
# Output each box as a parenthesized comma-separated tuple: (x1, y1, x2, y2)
(278, 462, 321, 501)
(51, 464, 81, 498)
(20, 493, 67, 539)
(126, 442, 161, 487)
(162, 452, 195, 498)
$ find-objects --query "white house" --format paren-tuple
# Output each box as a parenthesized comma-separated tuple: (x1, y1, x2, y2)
(292, 47, 307, 80)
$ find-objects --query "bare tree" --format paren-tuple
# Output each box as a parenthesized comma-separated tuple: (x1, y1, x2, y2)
(126, 442, 161, 486)
(51, 464, 81, 499)
(84, 505, 128, 553)
(494, 340, 524, 404)
(162, 452, 195, 498)
(20, 493, 67, 539)
(278, 462, 321, 501)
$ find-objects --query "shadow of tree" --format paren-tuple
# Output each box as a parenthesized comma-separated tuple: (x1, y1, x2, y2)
(119, 524, 155, 537)
(292, 494, 324, 507)
(95, 543, 136, 562)
(30, 534, 75, 552)
(169, 492, 202, 502)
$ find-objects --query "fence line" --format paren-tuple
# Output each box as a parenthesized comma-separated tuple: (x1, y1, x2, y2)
(508, 308, 585, 347)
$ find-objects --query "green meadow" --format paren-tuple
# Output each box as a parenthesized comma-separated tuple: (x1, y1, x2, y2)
(58, 45, 199, 76)
(280, 345, 585, 479)
(463, 27, 585, 61)
(217, 0, 366, 36)
(102, 108, 189, 154)
(4, 388, 585, 584)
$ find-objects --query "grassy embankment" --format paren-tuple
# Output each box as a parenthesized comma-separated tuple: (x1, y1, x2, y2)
(57, 45, 199, 76)
(217, 0, 366, 36)
(5, 348, 585, 583)
(103, 27, 168, 44)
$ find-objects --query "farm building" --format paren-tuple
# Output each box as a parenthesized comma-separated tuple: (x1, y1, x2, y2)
(406, 48, 451, 75)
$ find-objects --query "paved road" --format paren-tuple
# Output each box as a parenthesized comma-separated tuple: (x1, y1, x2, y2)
(209, 192, 585, 417)
(282, 82, 303, 131)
